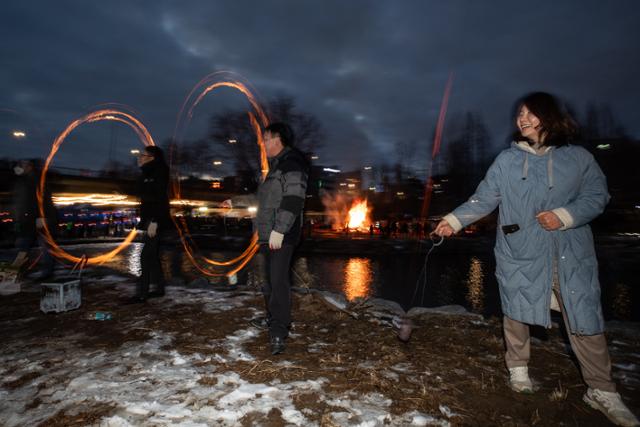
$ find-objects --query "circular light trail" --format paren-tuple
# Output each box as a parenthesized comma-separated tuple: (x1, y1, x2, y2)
(173, 71, 269, 277)
(37, 108, 155, 265)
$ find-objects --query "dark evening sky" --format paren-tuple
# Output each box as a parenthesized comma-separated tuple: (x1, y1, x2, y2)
(1, 0, 638, 172)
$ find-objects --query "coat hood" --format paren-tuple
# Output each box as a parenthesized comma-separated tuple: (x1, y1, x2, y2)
(512, 141, 554, 189)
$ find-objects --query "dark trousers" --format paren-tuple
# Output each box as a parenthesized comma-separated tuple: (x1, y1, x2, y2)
(261, 243, 296, 339)
(137, 232, 164, 298)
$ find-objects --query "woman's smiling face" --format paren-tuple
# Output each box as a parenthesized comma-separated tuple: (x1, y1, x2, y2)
(517, 104, 542, 143)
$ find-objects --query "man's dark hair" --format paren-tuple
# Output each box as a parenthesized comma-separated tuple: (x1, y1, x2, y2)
(264, 122, 295, 147)
(144, 145, 168, 166)
(512, 92, 578, 147)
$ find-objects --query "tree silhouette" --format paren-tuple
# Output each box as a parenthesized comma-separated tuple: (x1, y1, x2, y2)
(584, 103, 627, 140)
(208, 95, 324, 192)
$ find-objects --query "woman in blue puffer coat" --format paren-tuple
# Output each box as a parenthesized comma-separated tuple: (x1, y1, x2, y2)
(435, 92, 638, 426)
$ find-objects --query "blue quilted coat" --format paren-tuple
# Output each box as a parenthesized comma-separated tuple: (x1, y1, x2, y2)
(444, 142, 610, 335)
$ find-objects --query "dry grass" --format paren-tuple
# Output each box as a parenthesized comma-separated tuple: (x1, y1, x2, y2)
(549, 380, 569, 402)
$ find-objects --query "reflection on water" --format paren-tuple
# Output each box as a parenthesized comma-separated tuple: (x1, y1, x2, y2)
(34, 240, 637, 322)
(127, 242, 142, 277)
(344, 258, 373, 301)
(466, 257, 485, 312)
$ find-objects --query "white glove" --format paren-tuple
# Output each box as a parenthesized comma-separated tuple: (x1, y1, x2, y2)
(269, 230, 284, 250)
(36, 218, 46, 229)
(147, 221, 158, 238)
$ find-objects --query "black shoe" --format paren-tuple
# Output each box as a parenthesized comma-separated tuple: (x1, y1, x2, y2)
(124, 296, 147, 305)
(148, 291, 165, 299)
(270, 336, 286, 355)
(249, 317, 270, 330)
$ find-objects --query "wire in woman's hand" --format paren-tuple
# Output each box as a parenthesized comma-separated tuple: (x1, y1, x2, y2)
(434, 219, 455, 237)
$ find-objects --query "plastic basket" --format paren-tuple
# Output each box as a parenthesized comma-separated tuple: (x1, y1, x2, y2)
(40, 276, 82, 313)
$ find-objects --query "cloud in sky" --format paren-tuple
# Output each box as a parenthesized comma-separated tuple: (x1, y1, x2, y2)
(1, 0, 638, 171)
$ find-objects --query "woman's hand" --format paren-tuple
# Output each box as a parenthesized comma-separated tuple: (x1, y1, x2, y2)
(536, 211, 562, 231)
(434, 219, 455, 237)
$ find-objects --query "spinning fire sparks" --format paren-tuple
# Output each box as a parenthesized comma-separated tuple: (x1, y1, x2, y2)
(347, 199, 370, 231)
(172, 71, 269, 277)
(37, 108, 155, 266)
(421, 72, 453, 218)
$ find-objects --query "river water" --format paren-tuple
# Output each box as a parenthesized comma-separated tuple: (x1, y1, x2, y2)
(37, 235, 639, 323)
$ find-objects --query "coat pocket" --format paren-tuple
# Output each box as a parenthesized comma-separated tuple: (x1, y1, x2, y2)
(503, 222, 551, 260)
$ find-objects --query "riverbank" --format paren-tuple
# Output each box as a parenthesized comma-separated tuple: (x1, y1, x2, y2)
(1, 269, 638, 426)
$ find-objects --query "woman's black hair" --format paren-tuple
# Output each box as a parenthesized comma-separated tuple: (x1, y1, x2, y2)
(264, 122, 295, 147)
(512, 92, 578, 147)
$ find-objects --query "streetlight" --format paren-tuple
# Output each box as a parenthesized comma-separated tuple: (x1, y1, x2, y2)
(363, 166, 372, 170)
(311, 155, 319, 160)
(228, 139, 237, 144)
(130, 149, 140, 155)
(12, 130, 26, 138)
(213, 160, 222, 166)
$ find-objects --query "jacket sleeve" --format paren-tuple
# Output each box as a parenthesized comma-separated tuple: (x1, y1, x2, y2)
(552, 151, 609, 230)
(273, 158, 308, 235)
(446, 153, 503, 232)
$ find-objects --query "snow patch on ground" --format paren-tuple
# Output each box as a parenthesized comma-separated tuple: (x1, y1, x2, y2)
(0, 286, 455, 426)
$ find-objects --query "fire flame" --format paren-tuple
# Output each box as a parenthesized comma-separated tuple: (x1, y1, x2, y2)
(347, 199, 370, 230)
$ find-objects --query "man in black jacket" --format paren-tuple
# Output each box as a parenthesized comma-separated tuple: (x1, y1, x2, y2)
(226, 123, 309, 354)
(127, 146, 171, 304)
(258, 123, 308, 354)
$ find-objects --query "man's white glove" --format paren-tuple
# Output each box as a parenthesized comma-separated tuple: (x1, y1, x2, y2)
(269, 230, 284, 250)
(36, 218, 46, 229)
(147, 221, 158, 238)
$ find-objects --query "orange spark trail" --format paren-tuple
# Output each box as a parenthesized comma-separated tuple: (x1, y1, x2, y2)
(421, 72, 454, 219)
(37, 108, 155, 265)
(431, 73, 454, 158)
(172, 71, 269, 278)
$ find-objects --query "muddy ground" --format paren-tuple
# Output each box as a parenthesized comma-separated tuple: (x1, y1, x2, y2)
(1, 270, 638, 426)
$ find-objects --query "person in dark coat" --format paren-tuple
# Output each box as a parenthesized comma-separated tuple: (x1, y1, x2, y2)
(434, 92, 638, 426)
(127, 145, 171, 303)
(11, 159, 57, 279)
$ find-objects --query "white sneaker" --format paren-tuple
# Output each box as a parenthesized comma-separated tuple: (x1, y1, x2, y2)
(583, 388, 640, 426)
(508, 366, 534, 393)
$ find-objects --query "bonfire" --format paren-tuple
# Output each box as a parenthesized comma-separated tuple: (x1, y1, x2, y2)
(346, 199, 370, 232)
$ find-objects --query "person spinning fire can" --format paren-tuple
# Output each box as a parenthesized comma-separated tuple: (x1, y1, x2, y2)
(434, 92, 638, 427)
(223, 122, 309, 355)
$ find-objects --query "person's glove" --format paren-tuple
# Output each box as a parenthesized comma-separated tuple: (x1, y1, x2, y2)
(147, 221, 158, 238)
(269, 230, 284, 250)
(36, 218, 46, 229)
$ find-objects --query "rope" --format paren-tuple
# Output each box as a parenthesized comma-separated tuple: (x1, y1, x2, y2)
(410, 234, 444, 307)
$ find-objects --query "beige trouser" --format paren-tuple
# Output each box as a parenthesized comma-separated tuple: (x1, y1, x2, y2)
(503, 287, 616, 392)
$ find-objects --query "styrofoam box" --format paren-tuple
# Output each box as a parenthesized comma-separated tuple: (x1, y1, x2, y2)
(40, 278, 81, 313)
